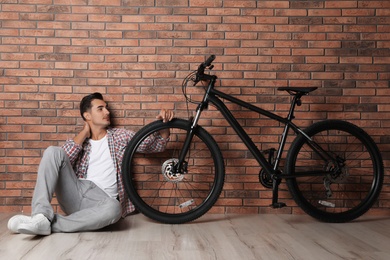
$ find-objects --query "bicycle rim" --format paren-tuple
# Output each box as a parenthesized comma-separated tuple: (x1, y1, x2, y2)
(286, 120, 383, 222)
(122, 119, 225, 224)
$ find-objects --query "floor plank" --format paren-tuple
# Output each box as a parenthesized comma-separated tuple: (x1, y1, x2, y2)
(1, 212, 390, 260)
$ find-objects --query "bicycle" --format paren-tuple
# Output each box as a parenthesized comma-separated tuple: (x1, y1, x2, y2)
(122, 55, 384, 224)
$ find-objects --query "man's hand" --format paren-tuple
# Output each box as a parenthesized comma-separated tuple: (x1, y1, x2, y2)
(74, 121, 91, 145)
(81, 121, 91, 138)
(156, 109, 174, 123)
(156, 109, 174, 138)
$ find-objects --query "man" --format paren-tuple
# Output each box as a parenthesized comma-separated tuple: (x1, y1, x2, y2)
(8, 92, 174, 235)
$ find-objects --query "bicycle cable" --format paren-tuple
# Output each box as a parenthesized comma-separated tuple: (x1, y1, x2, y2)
(182, 70, 206, 120)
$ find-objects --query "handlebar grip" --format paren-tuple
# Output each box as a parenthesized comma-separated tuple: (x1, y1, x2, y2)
(203, 55, 216, 67)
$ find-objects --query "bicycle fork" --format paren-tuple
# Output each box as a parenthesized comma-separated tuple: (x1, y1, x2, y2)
(174, 102, 206, 174)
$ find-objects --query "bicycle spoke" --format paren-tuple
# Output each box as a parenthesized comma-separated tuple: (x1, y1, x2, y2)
(123, 121, 224, 223)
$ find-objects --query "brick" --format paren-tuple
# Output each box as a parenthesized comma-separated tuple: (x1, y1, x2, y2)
(56, 30, 89, 38)
(0, 12, 19, 20)
(0, 46, 19, 54)
(174, 8, 206, 15)
(89, 47, 122, 54)
(122, 0, 154, 6)
(72, 6, 105, 14)
(89, 0, 121, 6)
(90, 31, 123, 38)
(2, 21, 36, 28)
(103, 7, 135, 14)
(156, 15, 189, 23)
(323, 17, 356, 24)
(71, 22, 104, 30)
(308, 9, 341, 16)
(88, 63, 121, 70)
(37, 5, 71, 13)
(0, 29, 19, 37)
(37, 21, 70, 29)
(40, 70, 74, 77)
(4, 100, 39, 108)
(71, 55, 104, 62)
(224, 1, 257, 8)
(75, 71, 108, 78)
(21, 61, 55, 69)
(20, 13, 54, 21)
(4, 69, 39, 77)
(87, 78, 120, 86)
(37, 38, 70, 45)
(122, 15, 154, 23)
(190, 0, 222, 7)
(257, 1, 289, 8)
(2, 37, 36, 45)
(140, 24, 173, 31)
(54, 46, 88, 54)
(8, 133, 41, 141)
(2, 4, 36, 12)
(55, 62, 88, 69)
(89, 14, 121, 22)
(53, 78, 86, 86)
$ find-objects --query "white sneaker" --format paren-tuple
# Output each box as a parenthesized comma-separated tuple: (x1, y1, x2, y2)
(17, 213, 51, 236)
(8, 215, 32, 233)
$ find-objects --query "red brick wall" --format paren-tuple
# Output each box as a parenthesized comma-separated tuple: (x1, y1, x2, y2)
(1, 0, 389, 216)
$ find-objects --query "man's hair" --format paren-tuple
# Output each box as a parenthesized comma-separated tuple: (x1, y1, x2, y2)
(80, 92, 104, 121)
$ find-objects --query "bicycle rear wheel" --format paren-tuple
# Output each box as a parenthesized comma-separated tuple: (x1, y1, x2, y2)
(285, 120, 384, 223)
(122, 118, 225, 224)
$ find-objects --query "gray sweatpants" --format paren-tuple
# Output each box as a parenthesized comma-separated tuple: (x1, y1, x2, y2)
(31, 146, 122, 233)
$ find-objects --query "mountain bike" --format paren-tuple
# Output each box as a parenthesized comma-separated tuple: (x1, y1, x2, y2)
(122, 55, 384, 224)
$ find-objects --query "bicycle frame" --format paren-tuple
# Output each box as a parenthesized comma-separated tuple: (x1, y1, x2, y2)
(184, 76, 307, 177)
(176, 75, 337, 207)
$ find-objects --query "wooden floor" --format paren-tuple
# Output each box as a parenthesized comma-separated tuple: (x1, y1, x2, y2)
(1, 212, 390, 260)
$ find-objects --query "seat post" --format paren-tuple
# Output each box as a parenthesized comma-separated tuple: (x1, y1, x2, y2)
(286, 95, 301, 121)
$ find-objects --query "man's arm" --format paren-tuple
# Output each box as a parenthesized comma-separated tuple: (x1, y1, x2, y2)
(135, 109, 174, 153)
(73, 122, 91, 145)
(61, 122, 90, 164)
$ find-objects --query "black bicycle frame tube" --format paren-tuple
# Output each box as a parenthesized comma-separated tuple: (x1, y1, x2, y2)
(207, 89, 295, 176)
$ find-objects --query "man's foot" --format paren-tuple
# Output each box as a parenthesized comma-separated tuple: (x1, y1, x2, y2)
(17, 213, 51, 236)
(8, 215, 32, 233)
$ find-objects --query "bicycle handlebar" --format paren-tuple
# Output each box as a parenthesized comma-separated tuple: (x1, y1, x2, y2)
(195, 55, 216, 84)
(203, 55, 216, 67)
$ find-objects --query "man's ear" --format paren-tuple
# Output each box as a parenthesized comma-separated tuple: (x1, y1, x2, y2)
(83, 111, 91, 121)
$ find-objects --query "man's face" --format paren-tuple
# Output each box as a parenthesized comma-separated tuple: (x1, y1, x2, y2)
(84, 99, 111, 128)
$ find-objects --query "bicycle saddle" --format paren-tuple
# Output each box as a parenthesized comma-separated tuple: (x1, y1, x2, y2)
(277, 87, 318, 95)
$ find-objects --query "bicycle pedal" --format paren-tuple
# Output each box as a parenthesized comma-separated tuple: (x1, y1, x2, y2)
(270, 202, 287, 209)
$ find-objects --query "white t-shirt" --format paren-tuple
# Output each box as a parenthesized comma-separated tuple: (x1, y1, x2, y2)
(86, 135, 118, 198)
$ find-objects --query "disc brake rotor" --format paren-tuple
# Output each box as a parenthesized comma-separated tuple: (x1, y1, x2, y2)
(162, 158, 184, 183)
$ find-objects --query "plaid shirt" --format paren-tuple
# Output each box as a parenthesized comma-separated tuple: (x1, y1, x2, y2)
(61, 127, 168, 218)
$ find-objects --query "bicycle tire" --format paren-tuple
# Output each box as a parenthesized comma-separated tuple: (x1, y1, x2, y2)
(122, 118, 225, 224)
(285, 120, 384, 223)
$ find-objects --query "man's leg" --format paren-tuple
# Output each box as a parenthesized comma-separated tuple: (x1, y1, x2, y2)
(52, 179, 121, 233)
(23, 146, 121, 233)
(14, 146, 80, 235)
(31, 146, 82, 221)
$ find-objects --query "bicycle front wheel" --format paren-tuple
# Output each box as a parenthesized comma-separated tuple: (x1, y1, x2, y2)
(122, 118, 225, 224)
(285, 120, 384, 223)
